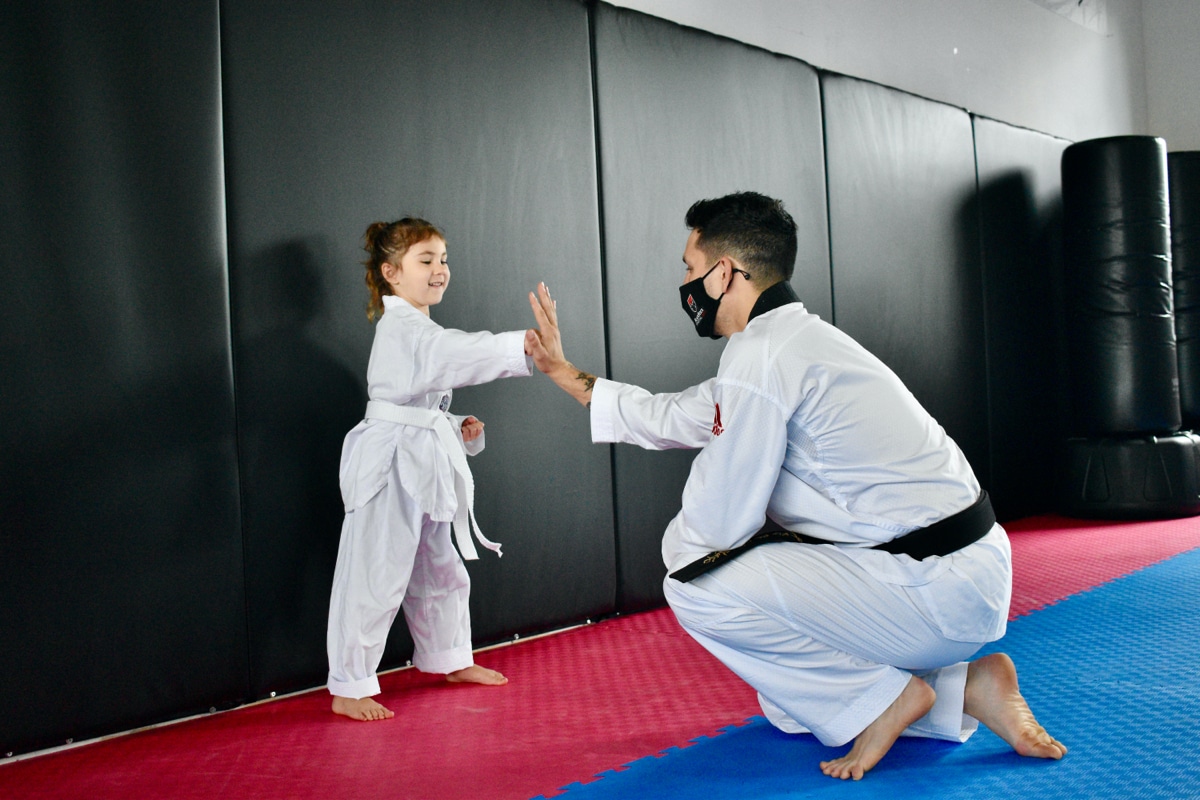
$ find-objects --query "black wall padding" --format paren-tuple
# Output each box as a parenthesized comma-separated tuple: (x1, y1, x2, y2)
(2, 0, 1094, 757)
(822, 75, 990, 482)
(973, 117, 1070, 521)
(591, 5, 831, 611)
(1062, 136, 1179, 435)
(221, 0, 614, 696)
(0, 0, 246, 755)
(1169, 152, 1200, 425)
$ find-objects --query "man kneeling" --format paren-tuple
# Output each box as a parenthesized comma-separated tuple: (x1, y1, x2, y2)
(524, 192, 1066, 779)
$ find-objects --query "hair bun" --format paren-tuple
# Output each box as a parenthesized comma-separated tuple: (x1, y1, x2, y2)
(363, 221, 390, 253)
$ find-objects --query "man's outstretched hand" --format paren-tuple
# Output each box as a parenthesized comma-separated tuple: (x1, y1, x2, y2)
(525, 282, 564, 373)
(525, 282, 597, 408)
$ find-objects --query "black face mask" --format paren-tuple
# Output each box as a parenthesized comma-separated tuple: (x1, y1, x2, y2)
(679, 263, 724, 339)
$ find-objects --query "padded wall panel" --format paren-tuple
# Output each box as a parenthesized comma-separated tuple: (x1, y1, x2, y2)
(0, 1, 245, 754)
(973, 117, 1070, 520)
(221, 0, 613, 695)
(592, 5, 831, 610)
(823, 75, 989, 487)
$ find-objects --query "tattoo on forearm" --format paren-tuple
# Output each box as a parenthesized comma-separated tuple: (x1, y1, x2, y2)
(575, 370, 596, 394)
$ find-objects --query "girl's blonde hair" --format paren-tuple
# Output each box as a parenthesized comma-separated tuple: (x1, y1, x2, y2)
(362, 217, 445, 321)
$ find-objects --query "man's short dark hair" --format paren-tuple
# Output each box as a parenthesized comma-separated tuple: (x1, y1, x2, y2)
(685, 192, 798, 286)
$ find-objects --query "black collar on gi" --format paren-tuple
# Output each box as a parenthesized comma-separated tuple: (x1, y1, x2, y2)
(747, 280, 801, 323)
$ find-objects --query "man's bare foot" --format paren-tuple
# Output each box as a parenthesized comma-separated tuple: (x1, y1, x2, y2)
(820, 675, 936, 780)
(331, 695, 394, 721)
(964, 653, 1067, 759)
(446, 664, 508, 686)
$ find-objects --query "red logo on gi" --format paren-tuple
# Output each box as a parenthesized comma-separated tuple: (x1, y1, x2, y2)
(712, 403, 724, 436)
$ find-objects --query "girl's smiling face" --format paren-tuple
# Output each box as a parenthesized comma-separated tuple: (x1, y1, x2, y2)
(381, 236, 449, 315)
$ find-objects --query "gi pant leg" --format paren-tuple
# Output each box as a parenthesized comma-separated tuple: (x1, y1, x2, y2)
(402, 515, 473, 675)
(326, 460, 473, 698)
(664, 543, 988, 747)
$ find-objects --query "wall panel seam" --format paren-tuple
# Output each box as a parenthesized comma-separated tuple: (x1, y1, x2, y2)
(587, 1, 622, 611)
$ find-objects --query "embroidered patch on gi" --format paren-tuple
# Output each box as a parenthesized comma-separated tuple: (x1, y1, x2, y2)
(438, 394, 450, 411)
(712, 403, 724, 436)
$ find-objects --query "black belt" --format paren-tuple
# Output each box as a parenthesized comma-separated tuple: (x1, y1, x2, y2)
(668, 491, 995, 583)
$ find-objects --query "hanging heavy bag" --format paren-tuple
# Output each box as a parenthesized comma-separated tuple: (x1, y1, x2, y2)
(1062, 135, 1179, 435)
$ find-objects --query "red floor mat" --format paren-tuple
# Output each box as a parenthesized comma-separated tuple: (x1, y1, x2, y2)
(1005, 514, 1200, 618)
(2, 608, 757, 800)
(5, 514, 1200, 800)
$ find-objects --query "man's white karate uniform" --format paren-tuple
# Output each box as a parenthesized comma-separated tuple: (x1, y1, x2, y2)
(327, 295, 530, 699)
(590, 300, 1011, 746)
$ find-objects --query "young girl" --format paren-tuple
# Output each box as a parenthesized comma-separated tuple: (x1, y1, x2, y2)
(327, 217, 532, 721)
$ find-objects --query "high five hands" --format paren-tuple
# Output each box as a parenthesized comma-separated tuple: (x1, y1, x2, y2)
(524, 282, 597, 408)
(524, 282, 564, 373)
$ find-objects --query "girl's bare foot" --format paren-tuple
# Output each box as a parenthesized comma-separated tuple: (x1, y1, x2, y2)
(331, 695, 394, 721)
(820, 675, 936, 780)
(446, 664, 508, 685)
(964, 653, 1067, 759)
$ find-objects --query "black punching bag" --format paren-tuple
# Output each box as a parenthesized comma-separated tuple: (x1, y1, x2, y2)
(1062, 136, 1179, 435)
(1170, 151, 1200, 425)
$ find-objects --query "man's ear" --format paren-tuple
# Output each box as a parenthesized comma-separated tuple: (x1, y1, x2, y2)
(719, 258, 737, 292)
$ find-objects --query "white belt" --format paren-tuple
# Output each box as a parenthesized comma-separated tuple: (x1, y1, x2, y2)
(364, 399, 502, 560)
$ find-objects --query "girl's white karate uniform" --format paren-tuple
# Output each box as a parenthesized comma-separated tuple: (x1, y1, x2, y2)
(326, 295, 530, 699)
(589, 301, 1011, 747)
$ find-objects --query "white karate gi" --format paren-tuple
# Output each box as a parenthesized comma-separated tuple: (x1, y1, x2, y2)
(590, 301, 1011, 746)
(326, 295, 531, 699)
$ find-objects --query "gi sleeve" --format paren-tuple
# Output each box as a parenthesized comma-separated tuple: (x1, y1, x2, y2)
(668, 380, 790, 559)
(408, 326, 531, 396)
(590, 377, 716, 450)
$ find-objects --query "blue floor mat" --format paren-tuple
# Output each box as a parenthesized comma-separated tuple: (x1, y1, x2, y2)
(546, 547, 1200, 799)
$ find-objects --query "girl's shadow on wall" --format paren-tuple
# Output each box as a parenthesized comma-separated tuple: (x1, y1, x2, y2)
(234, 238, 371, 697)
